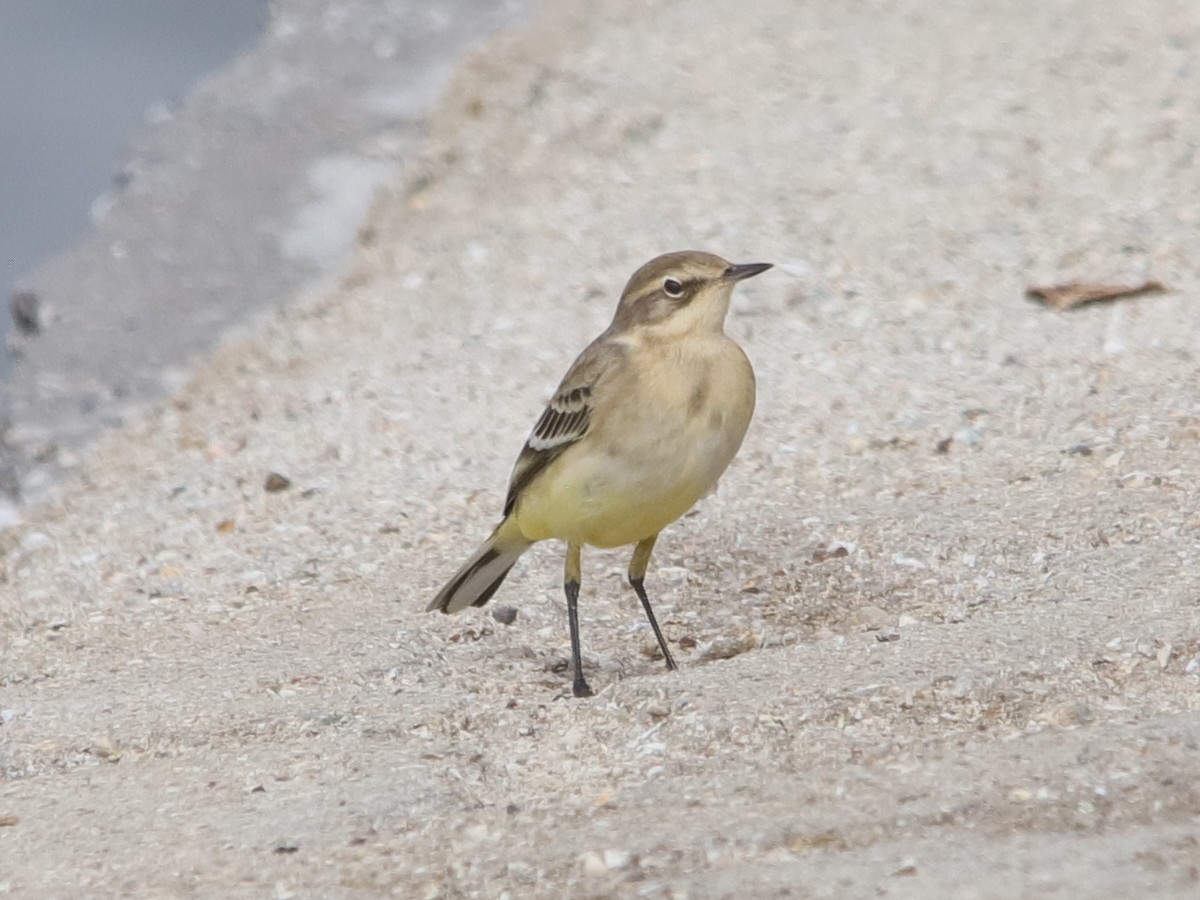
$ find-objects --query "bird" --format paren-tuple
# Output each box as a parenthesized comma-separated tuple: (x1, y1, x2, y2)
(427, 250, 771, 697)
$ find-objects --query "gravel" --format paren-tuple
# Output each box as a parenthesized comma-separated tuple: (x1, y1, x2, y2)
(2, 0, 1200, 896)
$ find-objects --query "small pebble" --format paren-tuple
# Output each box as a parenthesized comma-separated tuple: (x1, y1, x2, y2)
(491, 606, 518, 626)
(603, 849, 631, 870)
(11, 290, 40, 334)
(264, 472, 292, 492)
(1156, 643, 1173, 670)
(701, 633, 757, 661)
(581, 851, 607, 876)
(811, 543, 851, 563)
(91, 736, 122, 762)
(1118, 471, 1156, 489)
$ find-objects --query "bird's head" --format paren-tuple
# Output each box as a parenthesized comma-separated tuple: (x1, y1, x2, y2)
(611, 250, 772, 335)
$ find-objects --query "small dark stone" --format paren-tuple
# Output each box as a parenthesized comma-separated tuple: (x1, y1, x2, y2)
(273, 844, 299, 854)
(491, 605, 519, 626)
(935, 436, 953, 454)
(811, 544, 850, 563)
(11, 291, 40, 334)
(264, 472, 291, 492)
(1066, 443, 1093, 456)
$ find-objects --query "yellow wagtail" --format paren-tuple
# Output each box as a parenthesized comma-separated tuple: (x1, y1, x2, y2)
(428, 250, 771, 696)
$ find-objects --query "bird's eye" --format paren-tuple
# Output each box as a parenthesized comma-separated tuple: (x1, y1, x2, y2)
(663, 277, 684, 297)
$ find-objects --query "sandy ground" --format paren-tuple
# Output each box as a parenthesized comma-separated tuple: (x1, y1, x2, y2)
(3, 0, 1200, 896)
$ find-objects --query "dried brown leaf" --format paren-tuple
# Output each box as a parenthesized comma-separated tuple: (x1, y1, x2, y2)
(1026, 279, 1166, 310)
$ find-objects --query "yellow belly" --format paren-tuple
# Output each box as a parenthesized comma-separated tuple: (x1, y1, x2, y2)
(515, 450, 723, 548)
(513, 336, 754, 548)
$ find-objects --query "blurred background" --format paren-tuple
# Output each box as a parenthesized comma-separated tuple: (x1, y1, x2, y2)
(0, 0, 269, 372)
(0, 0, 535, 510)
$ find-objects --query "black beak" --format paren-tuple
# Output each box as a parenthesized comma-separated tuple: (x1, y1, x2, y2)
(724, 262, 773, 282)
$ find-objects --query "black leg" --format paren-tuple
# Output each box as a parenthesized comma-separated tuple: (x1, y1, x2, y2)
(565, 578, 593, 697)
(628, 534, 676, 672)
(630, 576, 677, 671)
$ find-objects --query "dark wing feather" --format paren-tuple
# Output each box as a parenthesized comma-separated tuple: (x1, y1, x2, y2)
(503, 384, 593, 515)
(503, 336, 621, 516)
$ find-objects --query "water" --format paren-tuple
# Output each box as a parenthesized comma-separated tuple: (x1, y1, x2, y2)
(0, 0, 269, 368)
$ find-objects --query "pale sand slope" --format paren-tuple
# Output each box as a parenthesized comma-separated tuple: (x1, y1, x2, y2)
(3, 0, 1200, 896)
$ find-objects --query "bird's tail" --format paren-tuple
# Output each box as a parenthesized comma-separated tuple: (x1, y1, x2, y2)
(427, 516, 532, 614)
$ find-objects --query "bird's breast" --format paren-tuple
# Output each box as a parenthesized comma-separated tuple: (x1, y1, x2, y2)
(514, 335, 755, 548)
